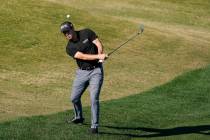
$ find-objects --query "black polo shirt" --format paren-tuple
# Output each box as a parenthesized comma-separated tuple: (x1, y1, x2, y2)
(66, 28, 99, 69)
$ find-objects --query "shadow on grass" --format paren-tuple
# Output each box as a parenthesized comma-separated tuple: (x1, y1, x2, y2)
(99, 125, 210, 138)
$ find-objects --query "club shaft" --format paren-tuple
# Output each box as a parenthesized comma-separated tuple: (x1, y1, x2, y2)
(108, 32, 140, 56)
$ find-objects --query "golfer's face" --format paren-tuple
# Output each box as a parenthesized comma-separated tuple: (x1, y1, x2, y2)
(65, 30, 74, 40)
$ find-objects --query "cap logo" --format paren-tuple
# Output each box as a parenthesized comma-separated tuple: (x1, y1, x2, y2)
(61, 24, 69, 30)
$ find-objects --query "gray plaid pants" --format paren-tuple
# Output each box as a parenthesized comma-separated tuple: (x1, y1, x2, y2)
(71, 67, 104, 128)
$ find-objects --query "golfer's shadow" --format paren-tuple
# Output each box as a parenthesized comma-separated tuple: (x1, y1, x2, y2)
(99, 124, 210, 138)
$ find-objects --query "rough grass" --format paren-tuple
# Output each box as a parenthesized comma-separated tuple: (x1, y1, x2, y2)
(0, 65, 210, 140)
(0, 0, 210, 121)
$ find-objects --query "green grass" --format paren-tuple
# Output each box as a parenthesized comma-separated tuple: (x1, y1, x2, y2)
(1, 0, 210, 139)
(0, 65, 210, 140)
(1, 0, 210, 125)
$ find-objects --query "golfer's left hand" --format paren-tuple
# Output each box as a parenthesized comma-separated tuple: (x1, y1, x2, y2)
(98, 54, 108, 63)
(98, 54, 108, 60)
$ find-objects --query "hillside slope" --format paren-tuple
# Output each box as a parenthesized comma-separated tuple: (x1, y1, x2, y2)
(0, 65, 210, 139)
(0, 0, 210, 121)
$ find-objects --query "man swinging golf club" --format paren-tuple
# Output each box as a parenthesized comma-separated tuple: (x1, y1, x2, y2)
(60, 21, 108, 134)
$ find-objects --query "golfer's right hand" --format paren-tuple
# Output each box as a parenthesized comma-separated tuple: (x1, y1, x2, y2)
(98, 54, 108, 60)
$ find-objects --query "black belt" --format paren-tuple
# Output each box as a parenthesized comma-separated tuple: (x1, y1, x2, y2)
(79, 65, 100, 71)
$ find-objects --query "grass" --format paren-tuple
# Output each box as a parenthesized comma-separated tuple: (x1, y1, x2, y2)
(47, 0, 210, 29)
(0, 65, 210, 140)
(0, 0, 210, 123)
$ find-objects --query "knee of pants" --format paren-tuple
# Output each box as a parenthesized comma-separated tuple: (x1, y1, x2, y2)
(91, 98, 99, 105)
(71, 96, 80, 103)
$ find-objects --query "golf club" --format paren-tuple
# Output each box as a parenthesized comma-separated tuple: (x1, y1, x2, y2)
(108, 24, 144, 57)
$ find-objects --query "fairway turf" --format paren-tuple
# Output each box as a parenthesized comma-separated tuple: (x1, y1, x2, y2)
(1, 0, 210, 132)
(0, 65, 210, 140)
(1, 0, 209, 139)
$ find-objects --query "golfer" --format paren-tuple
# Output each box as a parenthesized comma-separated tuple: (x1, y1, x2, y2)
(60, 21, 107, 134)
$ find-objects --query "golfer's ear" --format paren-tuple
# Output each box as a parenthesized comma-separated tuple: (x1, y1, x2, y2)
(92, 38, 99, 44)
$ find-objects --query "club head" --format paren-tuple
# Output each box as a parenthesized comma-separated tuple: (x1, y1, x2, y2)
(139, 24, 144, 34)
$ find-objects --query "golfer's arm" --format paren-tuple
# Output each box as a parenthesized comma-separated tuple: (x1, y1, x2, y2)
(92, 38, 103, 54)
(74, 52, 99, 60)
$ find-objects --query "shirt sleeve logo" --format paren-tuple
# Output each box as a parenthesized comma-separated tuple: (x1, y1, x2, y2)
(82, 39, 89, 44)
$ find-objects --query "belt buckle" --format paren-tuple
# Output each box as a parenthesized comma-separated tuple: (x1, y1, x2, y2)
(88, 66, 96, 70)
(81, 65, 97, 70)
